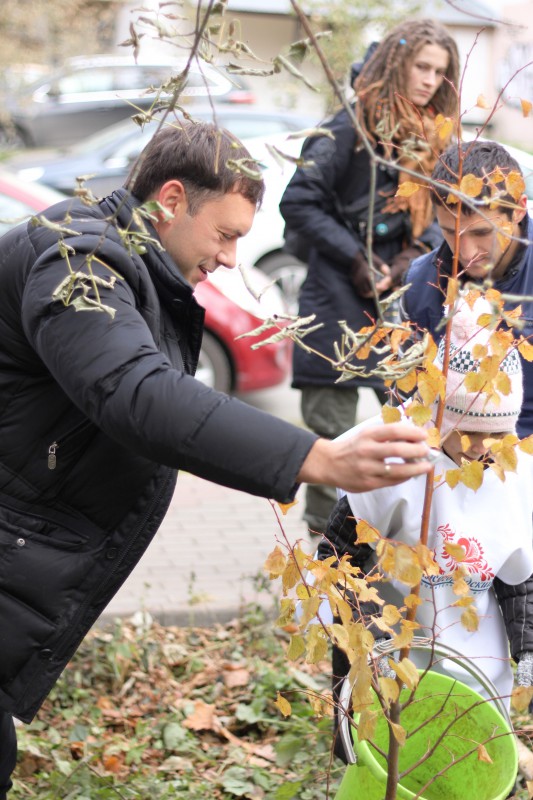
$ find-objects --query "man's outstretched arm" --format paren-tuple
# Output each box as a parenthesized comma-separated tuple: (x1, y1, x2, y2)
(297, 422, 432, 494)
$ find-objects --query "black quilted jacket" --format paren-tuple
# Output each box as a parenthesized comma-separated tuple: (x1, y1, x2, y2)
(0, 189, 317, 721)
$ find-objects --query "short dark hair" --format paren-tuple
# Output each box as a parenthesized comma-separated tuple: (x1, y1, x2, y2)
(127, 121, 265, 212)
(432, 139, 524, 215)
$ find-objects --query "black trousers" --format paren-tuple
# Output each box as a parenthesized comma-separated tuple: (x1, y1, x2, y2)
(0, 712, 16, 799)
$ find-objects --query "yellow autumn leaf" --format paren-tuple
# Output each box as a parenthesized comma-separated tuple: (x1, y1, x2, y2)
(395, 370, 418, 395)
(460, 459, 484, 491)
(296, 582, 311, 601)
(463, 371, 487, 394)
(306, 624, 329, 664)
(476, 94, 489, 108)
(519, 434, 533, 455)
(505, 302, 522, 318)
(382, 604, 403, 626)
(277, 499, 298, 515)
(444, 542, 466, 562)
(414, 543, 440, 576)
(392, 625, 416, 650)
(299, 595, 321, 629)
(390, 722, 407, 746)
(436, 116, 454, 142)
(356, 519, 381, 544)
(461, 605, 479, 632)
(379, 676, 399, 707)
(396, 181, 421, 198)
(478, 744, 493, 764)
(373, 616, 395, 635)
(488, 462, 506, 482)
(357, 709, 378, 742)
(276, 598, 296, 627)
(445, 468, 461, 489)
(404, 401, 433, 426)
(491, 168, 505, 185)
(404, 593, 423, 611)
(264, 546, 287, 577)
(287, 634, 306, 661)
(518, 339, 533, 362)
(417, 363, 446, 406)
(426, 426, 441, 449)
(495, 370, 512, 396)
(460, 173, 484, 198)
(444, 276, 459, 308)
(453, 573, 470, 597)
(493, 444, 518, 473)
(520, 98, 532, 117)
(511, 685, 533, 712)
(275, 693, 292, 717)
(394, 658, 420, 691)
(497, 219, 514, 253)
(452, 596, 475, 608)
(472, 343, 488, 360)
(391, 544, 423, 587)
(282, 561, 301, 592)
(506, 171, 526, 201)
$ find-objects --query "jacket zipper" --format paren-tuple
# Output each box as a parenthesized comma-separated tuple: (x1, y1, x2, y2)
(47, 419, 93, 470)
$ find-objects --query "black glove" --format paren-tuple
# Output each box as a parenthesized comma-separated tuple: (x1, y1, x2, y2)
(389, 245, 425, 286)
(350, 250, 387, 297)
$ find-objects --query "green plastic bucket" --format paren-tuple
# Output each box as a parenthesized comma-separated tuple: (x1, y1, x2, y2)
(334, 670, 517, 800)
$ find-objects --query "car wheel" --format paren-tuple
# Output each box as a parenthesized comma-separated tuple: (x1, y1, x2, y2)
(196, 330, 233, 393)
(257, 252, 307, 315)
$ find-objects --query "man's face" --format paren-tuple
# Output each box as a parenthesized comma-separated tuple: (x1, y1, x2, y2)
(436, 202, 525, 281)
(155, 184, 256, 288)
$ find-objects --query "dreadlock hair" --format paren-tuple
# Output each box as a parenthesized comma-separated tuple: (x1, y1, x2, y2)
(354, 18, 460, 148)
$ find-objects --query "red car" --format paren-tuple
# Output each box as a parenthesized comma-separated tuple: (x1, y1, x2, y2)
(0, 169, 290, 393)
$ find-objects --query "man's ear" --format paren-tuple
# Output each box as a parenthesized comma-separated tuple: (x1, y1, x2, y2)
(155, 180, 188, 221)
(512, 193, 528, 225)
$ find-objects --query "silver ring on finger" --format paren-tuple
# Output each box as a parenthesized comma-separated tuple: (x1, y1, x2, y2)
(384, 463, 392, 476)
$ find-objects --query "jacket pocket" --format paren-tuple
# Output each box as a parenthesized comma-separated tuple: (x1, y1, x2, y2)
(0, 590, 56, 685)
(0, 508, 100, 624)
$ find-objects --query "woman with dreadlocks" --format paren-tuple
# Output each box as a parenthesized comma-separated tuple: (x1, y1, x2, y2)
(279, 18, 460, 538)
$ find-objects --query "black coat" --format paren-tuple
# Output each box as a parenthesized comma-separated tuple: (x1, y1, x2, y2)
(280, 107, 413, 390)
(0, 190, 317, 721)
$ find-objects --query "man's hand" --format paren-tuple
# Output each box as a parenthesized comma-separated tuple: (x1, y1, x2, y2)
(297, 423, 433, 494)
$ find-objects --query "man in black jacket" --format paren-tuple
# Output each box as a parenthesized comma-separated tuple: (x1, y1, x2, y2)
(0, 122, 433, 796)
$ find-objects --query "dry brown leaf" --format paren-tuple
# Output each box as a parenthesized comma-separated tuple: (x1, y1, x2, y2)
(182, 699, 217, 731)
(222, 667, 250, 688)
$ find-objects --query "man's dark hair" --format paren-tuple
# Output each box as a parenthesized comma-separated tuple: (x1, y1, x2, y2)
(127, 121, 265, 212)
(432, 139, 524, 215)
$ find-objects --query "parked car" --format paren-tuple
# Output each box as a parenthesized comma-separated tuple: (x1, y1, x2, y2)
(0, 55, 255, 149)
(0, 169, 66, 236)
(8, 107, 315, 196)
(0, 169, 290, 393)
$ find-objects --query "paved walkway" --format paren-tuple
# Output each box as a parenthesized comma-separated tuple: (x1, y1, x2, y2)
(102, 385, 382, 625)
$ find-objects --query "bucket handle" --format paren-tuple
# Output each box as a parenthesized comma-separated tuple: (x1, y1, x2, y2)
(338, 635, 512, 765)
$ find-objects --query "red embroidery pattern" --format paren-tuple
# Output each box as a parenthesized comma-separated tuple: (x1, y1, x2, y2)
(434, 523, 494, 581)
